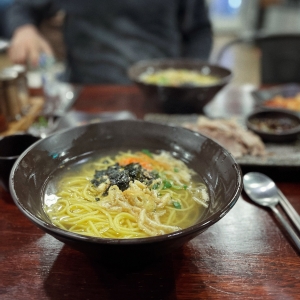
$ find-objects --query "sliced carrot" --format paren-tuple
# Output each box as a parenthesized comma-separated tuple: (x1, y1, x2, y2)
(139, 153, 171, 170)
(117, 152, 171, 171)
(118, 157, 153, 170)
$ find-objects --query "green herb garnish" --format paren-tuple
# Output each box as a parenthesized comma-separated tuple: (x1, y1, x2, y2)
(162, 180, 172, 189)
(172, 184, 183, 190)
(158, 77, 169, 85)
(141, 149, 153, 158)
(152, 183, 160, 190)
(172, 201, 181, 209)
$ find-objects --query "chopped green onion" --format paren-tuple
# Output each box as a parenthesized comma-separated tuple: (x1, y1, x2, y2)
(172, 201, 181, 209)
(141, 149, 153, 158)
(172, 184, 182, 190)
(172, 184, 189, 190)
(174, 167, 179, 172)
(158, 77, 168, 85)
(162, 180, 172, 189)
(152, 183, 160, 190)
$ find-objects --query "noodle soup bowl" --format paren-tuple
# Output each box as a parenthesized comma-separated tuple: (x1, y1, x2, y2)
(128, 58, 232, 114)
(10, 120, 242, 264)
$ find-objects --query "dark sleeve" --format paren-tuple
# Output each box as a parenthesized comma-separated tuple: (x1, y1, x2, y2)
(7, 0, 59, 37)
(179, 0, 213, 60)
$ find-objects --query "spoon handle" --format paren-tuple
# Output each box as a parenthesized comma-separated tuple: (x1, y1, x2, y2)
(277, 188, 300, 233)
(271, 206, 300, 252)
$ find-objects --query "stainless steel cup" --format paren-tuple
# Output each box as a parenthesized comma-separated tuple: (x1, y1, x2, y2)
(0, 70, 23, 121)
(0, 92, 8, 133)
(4, 65, 30, 114)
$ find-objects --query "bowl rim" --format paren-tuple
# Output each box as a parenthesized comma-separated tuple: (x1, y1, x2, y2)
(127, 58, 233, 89)
(246, 109, 300, 137)
(10, 119, 243, 245)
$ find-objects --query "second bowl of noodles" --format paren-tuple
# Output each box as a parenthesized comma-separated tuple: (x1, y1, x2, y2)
(128, 58, 232, 114)
(10, 120, 242, 263)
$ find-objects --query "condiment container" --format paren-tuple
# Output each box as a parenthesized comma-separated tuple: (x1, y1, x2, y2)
(39, 54, 61, 115)
(0, 95, 8, 133)
(4, 65, 30, 113)
(246, 109, 300, 143)
(0, 69, 23, 121)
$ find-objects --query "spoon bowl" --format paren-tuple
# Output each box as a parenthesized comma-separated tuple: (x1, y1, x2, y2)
(243, 172, 279, 207)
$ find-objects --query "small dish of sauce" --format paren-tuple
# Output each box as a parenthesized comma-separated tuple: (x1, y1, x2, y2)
(246, 110, 300, 143)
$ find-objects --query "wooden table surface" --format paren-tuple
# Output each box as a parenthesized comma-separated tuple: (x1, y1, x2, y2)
(1, 85, 300, 300)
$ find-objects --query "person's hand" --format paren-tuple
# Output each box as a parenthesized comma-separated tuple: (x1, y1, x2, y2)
(8, 24, 54, 67)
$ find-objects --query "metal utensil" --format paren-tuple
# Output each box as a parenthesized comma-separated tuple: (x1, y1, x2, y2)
(244, 172, 300, 232)
(243, 172, 300, 252)
(277, 188, 300, 231)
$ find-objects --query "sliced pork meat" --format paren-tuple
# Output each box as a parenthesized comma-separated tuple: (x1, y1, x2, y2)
(183, 116, 266, 158)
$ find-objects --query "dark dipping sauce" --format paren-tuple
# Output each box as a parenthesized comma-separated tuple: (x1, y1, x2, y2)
(250, 117, 299, 133)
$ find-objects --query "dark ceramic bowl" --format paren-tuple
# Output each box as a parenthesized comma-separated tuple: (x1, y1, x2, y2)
(0, 133, 40, 191)
(128, 58, 232, 114)
(10, 120, 242, 263)
(246, 109, 300, 143)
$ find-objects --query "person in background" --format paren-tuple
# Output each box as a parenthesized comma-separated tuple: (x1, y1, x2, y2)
(0, 0, 12, 38)
(7, 0, 213, 84)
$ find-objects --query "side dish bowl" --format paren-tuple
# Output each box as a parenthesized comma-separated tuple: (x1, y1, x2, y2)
(128, 59, 232, 114)
(251, 83, 300, 115)
(0, 133, 40, 191)
(10, 120, 242, 263)
(246, 109, 300, 143)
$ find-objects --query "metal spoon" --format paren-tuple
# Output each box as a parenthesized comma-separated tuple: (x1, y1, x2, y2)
(243, 172, 300, 252)
(243, 172, 300, 232)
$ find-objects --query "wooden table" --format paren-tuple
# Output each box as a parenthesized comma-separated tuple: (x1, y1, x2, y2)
(1, 85, 300, 300)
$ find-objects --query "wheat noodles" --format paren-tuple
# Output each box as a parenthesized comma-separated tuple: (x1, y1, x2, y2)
(44, 150, 209, 239)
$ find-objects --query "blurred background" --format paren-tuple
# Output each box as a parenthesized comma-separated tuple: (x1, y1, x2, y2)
(1, 0, 300, 87)
(208, 0, 300, 86)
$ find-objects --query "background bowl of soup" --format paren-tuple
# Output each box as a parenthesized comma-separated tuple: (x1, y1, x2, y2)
(10, 120, 242, 265)
(128, 59, 232, 114)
